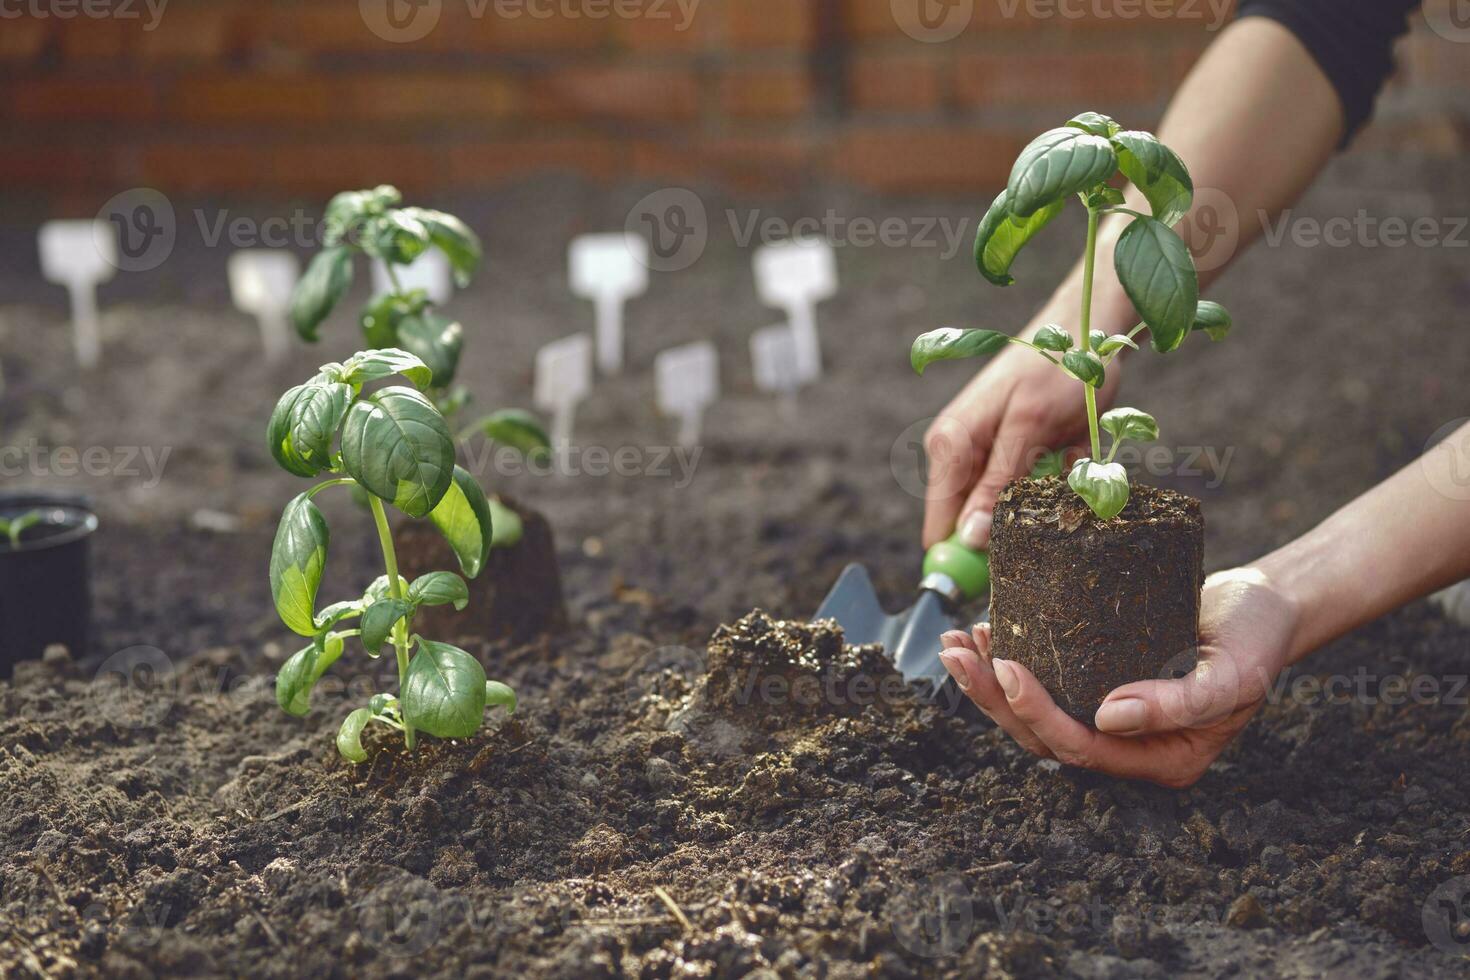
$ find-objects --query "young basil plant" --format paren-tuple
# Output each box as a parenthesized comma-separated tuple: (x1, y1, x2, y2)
(910, 112, 1233, 520)
(290, 185, 552, 546)
(267, 348, 518, 762)
(0, 509, 44, 550)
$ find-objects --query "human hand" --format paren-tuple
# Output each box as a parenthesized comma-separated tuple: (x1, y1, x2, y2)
(921, 340, 1122, 550)
(937, 567, 1300, 788)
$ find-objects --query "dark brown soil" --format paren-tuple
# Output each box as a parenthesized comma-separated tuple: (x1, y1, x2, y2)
(990, 478, 1204, 722)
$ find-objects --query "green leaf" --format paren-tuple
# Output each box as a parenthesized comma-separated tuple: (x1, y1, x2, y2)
(1088, 329, 1107, 350)
(1112, 131, 1193, 227)
(1066, 111, 1120, 138)
(487, 496, 523, 550)
(1096, 334, 1139, 356)
(339, 348, 434, 391)
(1032, 324, 1073, 352)
(401, 639, 488, 740)
(336, 708, 372, 763)
(910, 328, 1009, 375)
(1192, 300, 1232, 341)
(400, 208, 483, 288)
(1067, 459, 1131, 520)
(368, 693, 396, 716)
(324, 185, 401, 246)
(367, 210, 431, 265)
(1006, 127, 1118, 218)
(359, 290, 429, 349)
(1100, 408, 1159, 445)
(427, 465, 495, 578)
(362, 598, 413, 655)
(1029, 450, 1066, 479)
(291, 247, 354, 342)
(1114, 216, 1199, 354)
(485, 681, 516, 715)
(266, 379, 353, 478)
(364, 574, 410, 604)
(1062, 350, 1106, 388)
(269, 493, 330, 636)
(1087, 186, 1127, 209)
(341, 386, 455, 518)
(396, 313, 464, 390)
(315, 599, 364, 632)
(972, 190, 1066, 287)
(408, 571, 469, 610)
(471, 409, 550, 461)
(276, 633, 344, 716)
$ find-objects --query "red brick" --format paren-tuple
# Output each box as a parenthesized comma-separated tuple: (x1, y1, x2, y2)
(832, 126, 1026, 193)
(10, 78, 159, 121)
(845, 0, 1033, 41)
(531, 66, 700, 122)
(1054, 0, 1239, 33)
(727, 0, 814, 48)
(0, 19, 50, 63)
(0, 143, 115, 189)
(631, 134, 820, 191)
(848, 52, 945, 112)
(57, 18, 131, 61)
(137, 8, 243, 63)
(615, 5, 709, 51)
(954, 49, 1160, 108)
(720, 65, 812, 119)
(448, 137, 624, 184)
(170, 73, 520, 126)
(139, 141, 442, 195)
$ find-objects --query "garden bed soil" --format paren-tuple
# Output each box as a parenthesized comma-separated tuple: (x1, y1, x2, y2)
(990, 478, 1204, 722)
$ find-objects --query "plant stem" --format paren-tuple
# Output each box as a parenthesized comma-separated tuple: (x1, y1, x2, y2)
(386, 263, 405, 294)
(368, 495, 416, 751)
(1079, 207, 1103, 462)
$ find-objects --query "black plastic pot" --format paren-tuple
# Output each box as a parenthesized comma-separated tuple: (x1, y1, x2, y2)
(0, 494, 98, 675)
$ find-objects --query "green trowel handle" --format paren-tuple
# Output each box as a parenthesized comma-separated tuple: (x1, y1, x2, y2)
(923, 532, 990, 603)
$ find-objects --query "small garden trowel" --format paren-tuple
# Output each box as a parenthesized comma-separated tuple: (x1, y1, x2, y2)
(814, 532, 991, 690)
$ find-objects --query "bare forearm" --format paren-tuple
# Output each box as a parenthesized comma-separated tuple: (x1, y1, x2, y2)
(1253, 423, 1470, 663)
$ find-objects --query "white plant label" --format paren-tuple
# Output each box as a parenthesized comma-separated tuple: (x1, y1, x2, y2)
(372, 249, 452, 306)
(534, 333, 594, 458)
(753, 238, 836, 383)
(654, 340, 719, 449)
(750, 324, 805, 395)
(569, 232, 649, 375)
(228, 250, 301, 362)
(38, 220, 118, 369)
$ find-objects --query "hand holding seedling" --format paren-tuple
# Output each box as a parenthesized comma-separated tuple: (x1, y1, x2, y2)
(267, 349, 517, 761)
(912, 112, 1230, 524)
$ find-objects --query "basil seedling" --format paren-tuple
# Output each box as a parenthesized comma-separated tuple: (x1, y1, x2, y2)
(910, 113, 1232, 519)
(267, 349, 518, 762)
(0, 510, 43, 550)
(291, 186, 551, 543)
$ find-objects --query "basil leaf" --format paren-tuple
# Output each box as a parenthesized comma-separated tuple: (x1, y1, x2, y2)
(487, 496, 523, 550)
(341, 386, 455, 518)
(364, 574, 409, 604)
(315, 599, 364, 633)
(972, 190, 1065, 287)
(910, 327, 1009, 375)
(1006, 127, 1118, 218)
(1100, 407, 1159, 444)
(1030, 450, 1067, 479)
(291, 247, 354, 342)
(427, 465, 495, 578)
(485, 681, 516, 715)
(339, 348, 434, 391)
(269, 493, 330, 636)
(266, 379, 352, 478)
(472, 409, 551, 461)
(361, 598, 413, 655)
(401, 639, 488, 740)
(324, 185, 401, 246)
(1087, 186, 1126, 209)
(1192, 300, 1232, 341)
(408, 571, 469, 610)
(337, 708, 372, 763)
(1067, 459, 1131, 520)
(396, 312, 464, 390)
(1032, 324, 1072, 352)
(1112, 131, 1193, 227)
(276, 633, 344, 716)
(400, 207, 483, 288)
(1062, 350, 1105, 388)
(1089, 329, 1107, 350)
(1114, 216, 1198, 354)
(359, 290, 429, 349)
(367, 210, 431, 265)
(1096, 334, 1139, 356)
(1066, 111, 1120, 138)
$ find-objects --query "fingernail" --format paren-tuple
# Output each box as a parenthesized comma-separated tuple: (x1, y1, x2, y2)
(992, 658, 1019, 699)
(938, 651, 971, 691)
(972, 622, 991, 660)
(959, 511, 992, 550)
(940, 630, 968, 650)
(1096, 698, 1147, 733)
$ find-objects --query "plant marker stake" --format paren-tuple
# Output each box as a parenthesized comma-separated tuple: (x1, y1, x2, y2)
(228, 250, 301, 362)
(533, 334, 593, 468)
(371, 250, 452, 306)
(753, 238, 836, 383)
(569, 233, 650, 376)
(654, 341, 719, 449)
(750, 323, 804, 419)
(38, 220, 118, 370)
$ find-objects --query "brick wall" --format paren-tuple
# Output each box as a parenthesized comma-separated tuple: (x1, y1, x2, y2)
(1, 0, 1465, 203)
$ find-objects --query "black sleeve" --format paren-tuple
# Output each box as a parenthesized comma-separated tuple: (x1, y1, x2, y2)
(1235, 0, 1422, 144)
